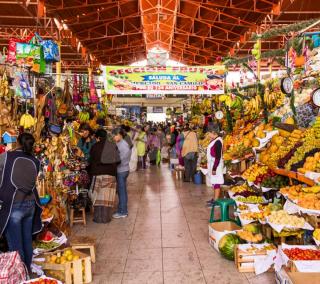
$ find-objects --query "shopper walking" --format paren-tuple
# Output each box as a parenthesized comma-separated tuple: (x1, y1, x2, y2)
(206, 125, 224, 207)
(181, 123, 199, 182)
(147, 128, 160, 165)
(135, 125, 147, 170)
(0, 133, 43, 272)
(89, 129, 119, 223)
(112, 128, 132, 218)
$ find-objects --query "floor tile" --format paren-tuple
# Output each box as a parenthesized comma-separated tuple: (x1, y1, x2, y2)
(163, 270, 206, 284)
(91, 273, 123, 284)
(122, 271, 163, 284)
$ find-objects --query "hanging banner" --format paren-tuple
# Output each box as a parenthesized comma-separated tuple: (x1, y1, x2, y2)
(105, 65, 226, 94)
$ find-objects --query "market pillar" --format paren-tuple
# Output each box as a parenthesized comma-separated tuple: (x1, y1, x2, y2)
(56, 41, 62, 88)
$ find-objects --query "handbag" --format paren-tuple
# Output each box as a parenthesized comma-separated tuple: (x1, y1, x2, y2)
(101, 140, 121, 164)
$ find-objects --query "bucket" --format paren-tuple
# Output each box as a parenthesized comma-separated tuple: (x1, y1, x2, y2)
(194, 171, 202, 184)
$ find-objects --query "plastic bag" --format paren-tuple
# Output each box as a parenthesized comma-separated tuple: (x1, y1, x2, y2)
(41, 40, 60, 62)
(129, 146, 138, 172)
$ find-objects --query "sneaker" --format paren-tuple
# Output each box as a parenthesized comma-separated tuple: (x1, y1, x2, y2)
(112, 212, 128, 219)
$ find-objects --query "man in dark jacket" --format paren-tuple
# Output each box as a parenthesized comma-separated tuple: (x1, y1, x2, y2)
(89, 129, 119, 223)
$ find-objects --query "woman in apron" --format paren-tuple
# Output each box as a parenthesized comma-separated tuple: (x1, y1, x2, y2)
(206, 125, 224, 207)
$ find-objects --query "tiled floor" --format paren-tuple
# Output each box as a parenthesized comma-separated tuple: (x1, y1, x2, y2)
(72, 165, 275, 284)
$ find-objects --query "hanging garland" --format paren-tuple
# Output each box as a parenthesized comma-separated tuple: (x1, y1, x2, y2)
(251, 18, 320, 41)
(224, 49, 286, 66)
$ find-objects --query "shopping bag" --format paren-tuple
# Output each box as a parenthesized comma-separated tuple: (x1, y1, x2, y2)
(129, 146, 138, 172)
(0, 251, 27, 284)
(41, 39, 60, 62)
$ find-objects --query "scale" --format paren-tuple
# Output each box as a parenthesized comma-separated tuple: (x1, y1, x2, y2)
(311, 87, 320, 107)
(215, 111, 224, 120)
(280, 77, 294, 95)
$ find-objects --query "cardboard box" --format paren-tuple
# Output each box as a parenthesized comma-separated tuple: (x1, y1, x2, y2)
(208, 221, 241, 251)
(276, 268, 320, 284)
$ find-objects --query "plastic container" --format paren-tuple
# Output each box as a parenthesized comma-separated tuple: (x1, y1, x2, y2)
(194, 171, 202, 184)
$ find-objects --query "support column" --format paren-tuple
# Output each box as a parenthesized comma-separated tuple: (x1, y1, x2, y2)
(56, 41, 61, 88)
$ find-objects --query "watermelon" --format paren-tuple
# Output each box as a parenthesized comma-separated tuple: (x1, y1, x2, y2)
(218, 233, 242, 261)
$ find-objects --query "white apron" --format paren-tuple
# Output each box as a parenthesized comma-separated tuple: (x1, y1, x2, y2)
(207, 137, 224, 185)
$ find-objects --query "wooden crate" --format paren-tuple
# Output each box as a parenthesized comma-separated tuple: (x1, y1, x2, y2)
(35, 248, 92, 284)
(235, 245, 274, 273)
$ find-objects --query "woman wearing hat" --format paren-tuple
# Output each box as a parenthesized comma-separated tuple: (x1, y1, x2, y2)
(206, 125, 224, 206)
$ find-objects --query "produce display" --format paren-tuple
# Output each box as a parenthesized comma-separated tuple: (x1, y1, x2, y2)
(22, 277, 60, 284)
(242, 244, 276, 254)
(242, 164, 269, 182)
(268, 210, 305, 227)
(254, 169, 289, 189)
(230, 184, 254, 193)
(237, 230, 263, 243)
(283, 248, 320, 260)
(280, 185, 320, 210)
(46, 249, 80, 264)
(236, 196, 265, 204)
(313, 229, 320, 241)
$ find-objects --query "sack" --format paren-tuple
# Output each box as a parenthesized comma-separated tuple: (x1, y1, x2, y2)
(41, 40, 60, 62)
(0, 251, 27, 284)
(93, 206, 112, 223)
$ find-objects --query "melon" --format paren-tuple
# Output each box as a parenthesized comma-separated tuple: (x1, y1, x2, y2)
(243, 223, 261, 234)
(218, 233, 243, 261)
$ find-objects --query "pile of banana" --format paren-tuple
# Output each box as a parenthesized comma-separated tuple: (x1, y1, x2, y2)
(199, 98, 212, 114)
(264, 88, 285, 111)
(219, 94, 243, 109)
(20, 113, 36, 129)
(0, 72, 9, 98)
(78, 111, 90, 123)
(243, 95, 262, 120)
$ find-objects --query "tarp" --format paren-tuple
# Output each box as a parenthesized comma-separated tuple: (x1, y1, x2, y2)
(105, 65, 226, 94)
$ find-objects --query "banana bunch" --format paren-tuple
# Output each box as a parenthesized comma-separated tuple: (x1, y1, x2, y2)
(78, 111, 90, 123)
(0, 72, 9, 98)
(200, 98, 212, 114)
(20, 113, 36, 129)
(219, 94, 243, 109)
(243, 95, 262, 120)
(264, 89, 285, 110)
(96, 109, 107, 119)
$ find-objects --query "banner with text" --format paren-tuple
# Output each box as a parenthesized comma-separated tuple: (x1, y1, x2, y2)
(105, 65, 226, 95)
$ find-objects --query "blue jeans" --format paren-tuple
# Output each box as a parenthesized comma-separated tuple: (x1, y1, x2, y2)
(5, 200, 35, 271)
(117, 171, 129, 214)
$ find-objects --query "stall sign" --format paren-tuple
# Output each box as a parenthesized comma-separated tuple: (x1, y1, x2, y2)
(105, 65, 226, 95)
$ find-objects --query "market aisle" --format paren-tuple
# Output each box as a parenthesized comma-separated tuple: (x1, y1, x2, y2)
(71, 166, 275, 284)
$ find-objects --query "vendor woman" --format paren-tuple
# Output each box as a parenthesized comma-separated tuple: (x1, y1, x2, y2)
(78, 123, 96, 162)
(206, 125, 224, 207)
(0, 133, 43, 272)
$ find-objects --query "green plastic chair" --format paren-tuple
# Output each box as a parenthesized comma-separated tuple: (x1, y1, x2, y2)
(209, 198, 241, 226)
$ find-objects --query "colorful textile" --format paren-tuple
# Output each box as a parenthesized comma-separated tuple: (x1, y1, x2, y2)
(93, 175, 117, 207)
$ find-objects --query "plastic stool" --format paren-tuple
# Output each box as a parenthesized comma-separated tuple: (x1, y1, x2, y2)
(209, 198, 240, 225)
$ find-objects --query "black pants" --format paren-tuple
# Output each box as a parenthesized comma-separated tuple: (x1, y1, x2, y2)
(183, 153, 198, 182)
